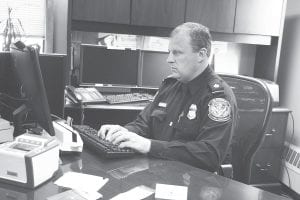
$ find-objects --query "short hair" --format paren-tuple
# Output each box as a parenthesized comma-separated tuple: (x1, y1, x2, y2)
(171, 22, 212, 57)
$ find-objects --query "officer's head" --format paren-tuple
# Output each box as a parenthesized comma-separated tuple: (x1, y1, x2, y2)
(167, 22, 212, 83)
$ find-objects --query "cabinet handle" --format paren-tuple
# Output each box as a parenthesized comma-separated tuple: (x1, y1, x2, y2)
(266, 128, 276, 136)
(255, 163, 272, 171)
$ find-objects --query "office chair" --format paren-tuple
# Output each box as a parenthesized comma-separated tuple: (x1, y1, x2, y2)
(219, 74, 273, 184)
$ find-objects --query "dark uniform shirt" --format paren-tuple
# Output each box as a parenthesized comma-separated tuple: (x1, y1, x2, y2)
(125, 66, 237, 172)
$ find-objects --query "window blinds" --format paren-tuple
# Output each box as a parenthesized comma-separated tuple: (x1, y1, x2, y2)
(0, 0, 45, 37)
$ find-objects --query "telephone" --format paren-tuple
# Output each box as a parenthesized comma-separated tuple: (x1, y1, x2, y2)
(66, 85, 106, 104)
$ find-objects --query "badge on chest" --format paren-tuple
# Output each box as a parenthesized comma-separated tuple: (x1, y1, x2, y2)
(187, 104, 197, 120)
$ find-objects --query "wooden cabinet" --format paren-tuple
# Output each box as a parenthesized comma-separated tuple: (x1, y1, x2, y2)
(250, 108, 291, 185)
(234, 0, 284, 36)
(70, 0, 285, 35)
(131, 0, 185, 28)
(185, 0, 236, 33)
(72, 0, 131, 24)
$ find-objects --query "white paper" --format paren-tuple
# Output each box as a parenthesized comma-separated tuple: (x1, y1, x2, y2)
(155, 183, 188, 200)
(74, 189, 103, 200)
(110, 185, 154, 200)
(54, 172, 109, 192)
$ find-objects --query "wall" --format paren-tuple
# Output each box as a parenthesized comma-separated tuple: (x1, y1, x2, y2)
(277, 0, 300, 145)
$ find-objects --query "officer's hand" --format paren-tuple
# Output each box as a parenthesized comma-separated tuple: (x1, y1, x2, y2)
(110, 131, 151, 154)
(98, 124, 128, 141)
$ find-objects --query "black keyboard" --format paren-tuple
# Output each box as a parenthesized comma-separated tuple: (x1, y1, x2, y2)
(103, 93, 154, 104)
(72, 125, 135, 158)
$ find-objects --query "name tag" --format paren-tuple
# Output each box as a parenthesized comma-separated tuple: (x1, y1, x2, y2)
(158, 102, 167, 108)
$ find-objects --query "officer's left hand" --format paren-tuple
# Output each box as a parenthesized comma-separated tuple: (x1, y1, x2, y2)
(109, 131, 151, 154)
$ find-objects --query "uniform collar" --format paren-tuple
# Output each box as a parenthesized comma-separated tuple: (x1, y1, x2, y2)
(184, 66, 213, 95)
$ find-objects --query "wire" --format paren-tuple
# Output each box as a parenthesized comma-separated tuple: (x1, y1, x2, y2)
(80, 102, 85, 125)
(0, 92, 28, 101)
(283, 161, 292, 189)
(288, 111, 295, 146)
(51, 113, 62, 121)
(282, 111, 295, 190)
(0, 99, 15, 110)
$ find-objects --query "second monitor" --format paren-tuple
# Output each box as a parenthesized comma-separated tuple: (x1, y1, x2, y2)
(80, 44, 139, 86)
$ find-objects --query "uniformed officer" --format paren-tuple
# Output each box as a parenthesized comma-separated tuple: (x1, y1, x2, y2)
(98, 22, 237, 172)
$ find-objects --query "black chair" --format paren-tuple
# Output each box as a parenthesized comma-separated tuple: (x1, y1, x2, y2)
(219, 74, 273, 184)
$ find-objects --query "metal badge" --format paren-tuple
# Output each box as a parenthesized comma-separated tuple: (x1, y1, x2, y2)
(208, 98, 231, 122)
(213, 83, 220, 88)
(187, 104, 197, 120)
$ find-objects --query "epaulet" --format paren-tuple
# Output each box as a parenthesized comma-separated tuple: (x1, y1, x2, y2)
(208, 79, 224, 94)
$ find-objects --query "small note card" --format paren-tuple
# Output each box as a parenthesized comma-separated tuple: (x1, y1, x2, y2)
(155, 183, 188, 200)
(110, 185, 154, 200)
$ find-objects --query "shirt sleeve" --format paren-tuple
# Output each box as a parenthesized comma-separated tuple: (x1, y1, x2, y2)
(124, 102, 154, 138)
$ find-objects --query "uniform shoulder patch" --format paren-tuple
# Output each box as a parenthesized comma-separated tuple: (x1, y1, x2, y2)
(208, 98, 231, 122)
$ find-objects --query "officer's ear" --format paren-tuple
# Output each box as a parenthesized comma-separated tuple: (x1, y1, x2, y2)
(197, 48, 208, 62)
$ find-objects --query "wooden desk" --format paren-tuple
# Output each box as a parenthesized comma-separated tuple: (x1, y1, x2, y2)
(0, 149, 291, 200)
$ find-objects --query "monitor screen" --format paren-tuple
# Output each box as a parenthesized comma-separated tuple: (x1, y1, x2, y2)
(10, 43, 55, 136)
(39, 54, 66, 118)
(141, 50, 171, 88)
(80, 44, 139, 86)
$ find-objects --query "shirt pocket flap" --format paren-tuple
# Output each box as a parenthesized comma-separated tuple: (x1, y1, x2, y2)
(151, 109, 167, 122)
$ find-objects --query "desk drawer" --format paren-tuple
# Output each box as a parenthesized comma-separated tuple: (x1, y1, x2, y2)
(250, 148, 282, 184)
(262, 110, 289, 148)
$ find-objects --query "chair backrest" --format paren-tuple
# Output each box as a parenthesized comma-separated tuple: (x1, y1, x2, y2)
(219, 74, 273, 184)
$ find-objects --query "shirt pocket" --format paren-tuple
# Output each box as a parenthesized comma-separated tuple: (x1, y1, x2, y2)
(175, 117, 200, 140)
(150, 108, 167, 122)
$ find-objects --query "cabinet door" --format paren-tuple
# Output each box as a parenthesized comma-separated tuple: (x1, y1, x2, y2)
(234, 0, 284, 36)
(72, 0, 131, 24)
(185, 0, 236, 33)
(263, 111, 289, 148)
(131, 0, 185, 28)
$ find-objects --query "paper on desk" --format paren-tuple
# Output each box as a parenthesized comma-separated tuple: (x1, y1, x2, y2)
(110, 185, 154, 200)
(54, 172, 109, 192)
(155, 183, 188, 200)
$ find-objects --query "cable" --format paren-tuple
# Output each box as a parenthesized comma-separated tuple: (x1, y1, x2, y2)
(51, 113, 62, 121)
(281, 111, 295, 190)
(288, 111, 295, 146)
(283, 160, 292, 189)
(80, 102, 85, 125)
(0, 99, 15, 110)
(0, 92, 28, 101)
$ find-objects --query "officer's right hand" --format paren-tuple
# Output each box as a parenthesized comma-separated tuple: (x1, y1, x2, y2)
(98, 124, 128, 141)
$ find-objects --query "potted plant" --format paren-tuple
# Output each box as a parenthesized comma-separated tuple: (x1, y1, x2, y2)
(0, 7, 25, 51)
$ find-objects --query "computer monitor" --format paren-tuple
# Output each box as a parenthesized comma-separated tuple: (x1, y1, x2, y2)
(10, 42, 55, 136)
(80, 44, 139, 86)
(141, 50, 171, 88)
(39, 54, 66, 118)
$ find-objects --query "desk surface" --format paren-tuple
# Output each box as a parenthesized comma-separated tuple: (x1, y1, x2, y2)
(0, 149, 290, 200)
(65, 101, 150, 111)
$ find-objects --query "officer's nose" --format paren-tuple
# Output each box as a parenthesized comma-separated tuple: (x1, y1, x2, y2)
(167, 52, 174, 63)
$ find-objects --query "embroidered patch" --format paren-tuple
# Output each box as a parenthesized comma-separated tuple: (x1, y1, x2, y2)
(208, 98, 231, 122)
